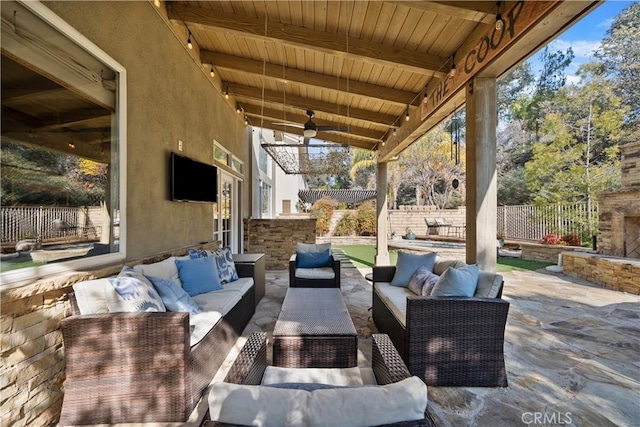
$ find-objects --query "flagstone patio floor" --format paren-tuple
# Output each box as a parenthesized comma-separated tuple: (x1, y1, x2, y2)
(222, 263, 640, 427)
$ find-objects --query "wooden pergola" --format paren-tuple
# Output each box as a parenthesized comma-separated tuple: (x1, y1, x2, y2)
(166, 0, 601, 271)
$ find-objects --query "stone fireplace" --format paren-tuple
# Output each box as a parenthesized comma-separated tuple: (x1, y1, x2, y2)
(598, 142, 640, 258)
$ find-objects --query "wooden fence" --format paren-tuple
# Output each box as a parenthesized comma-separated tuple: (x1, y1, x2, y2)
(497, 202, 598, 242)
(1, 206, 104, 244)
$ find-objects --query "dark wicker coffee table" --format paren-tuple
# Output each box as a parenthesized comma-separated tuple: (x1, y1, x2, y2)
(272, 288, 358, 368)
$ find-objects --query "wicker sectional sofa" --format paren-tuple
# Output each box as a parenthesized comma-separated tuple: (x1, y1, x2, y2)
(372, 255, 510, 387)
(59, 255, 259, 425)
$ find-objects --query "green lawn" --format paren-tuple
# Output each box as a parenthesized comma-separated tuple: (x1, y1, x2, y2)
(334, 244, 552, 272)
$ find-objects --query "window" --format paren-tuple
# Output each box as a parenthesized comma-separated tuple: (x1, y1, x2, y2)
(231, 155, 243, 174)
(214, 141, 230, 165)
(259, 180, 271, 218)
(0, 1, 126, 284)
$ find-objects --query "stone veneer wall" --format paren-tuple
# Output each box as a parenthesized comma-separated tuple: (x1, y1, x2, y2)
(0, 242, 219, 426)
(563, 252, 640, 295)
(519, 242, 593, 264)
(244, 218, 316, 269)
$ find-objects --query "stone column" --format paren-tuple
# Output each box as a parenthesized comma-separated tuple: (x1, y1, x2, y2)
(465, 77, 498, 272)
(376, 161, 390, 265)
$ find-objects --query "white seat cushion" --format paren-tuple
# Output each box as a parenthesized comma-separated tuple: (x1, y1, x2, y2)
(374, 282, 412, 327)
(295, 267, 335, 280)
(192, 289, 242, 316)
(189, 311, 222, 347)
(261, 366, 370, 386)
(72, 279, 114, 314)
(220, 277, 253, 293)
(208, 376, 428, 427)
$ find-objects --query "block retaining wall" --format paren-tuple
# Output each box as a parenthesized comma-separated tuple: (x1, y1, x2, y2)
(563, 252, 640, 295)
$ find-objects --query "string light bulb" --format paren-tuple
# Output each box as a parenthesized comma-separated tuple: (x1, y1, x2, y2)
(68, 142, 75, 149)
(236, 104, 242, 114)
(153, 0, 160, 7)
(210, 66, 215, 78)
(187, 31, 193, 50)
(405, 107, 410, 121)
(224, 88, 229, 100)
(495, 1, 504, 31)
(449, 53, 456, 77)
(244, 115, 249, 125)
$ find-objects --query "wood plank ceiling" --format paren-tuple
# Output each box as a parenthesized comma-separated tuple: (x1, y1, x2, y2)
(167, 1, 599, 155)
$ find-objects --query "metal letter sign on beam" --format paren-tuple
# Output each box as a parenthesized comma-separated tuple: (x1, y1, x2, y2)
(421, 0, 557, 122)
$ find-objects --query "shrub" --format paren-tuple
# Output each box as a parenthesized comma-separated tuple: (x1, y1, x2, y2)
(334, 212, 357, 236)
(355, 201, 376, 236)
(310, 197, 337, 236)
(540, 233, 563, 245)
(561, 233, 582, 246)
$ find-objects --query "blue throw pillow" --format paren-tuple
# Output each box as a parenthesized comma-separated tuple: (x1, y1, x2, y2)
(188, 247, 239, 283)
(296, 249, 331, 268)
(146, 275, 202, 313)
(407, 265, 440, 296)
(430, 264, 480, 297)
(390, 251, 437, 287)
(175, 256, 222, 296)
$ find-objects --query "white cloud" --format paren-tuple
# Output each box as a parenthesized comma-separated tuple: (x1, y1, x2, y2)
(548, 38, 601, 59)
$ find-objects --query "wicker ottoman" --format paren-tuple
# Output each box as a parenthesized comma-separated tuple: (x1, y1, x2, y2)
(272, 288, 358, 368)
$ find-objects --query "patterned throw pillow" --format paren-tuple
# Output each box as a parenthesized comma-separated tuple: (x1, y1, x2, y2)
(188, 247, 239, 283)
(407, 265, 439, 296)
(106, 268, 166, 312)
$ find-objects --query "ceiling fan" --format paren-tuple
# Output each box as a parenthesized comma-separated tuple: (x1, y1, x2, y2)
(274, 110, 350, 140)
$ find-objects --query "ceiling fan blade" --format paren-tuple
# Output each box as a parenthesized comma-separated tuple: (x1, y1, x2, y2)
(317, 125, 350, 132)
(272, 122, 305, 128)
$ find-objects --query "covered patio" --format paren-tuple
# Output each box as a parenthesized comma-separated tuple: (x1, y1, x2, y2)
(229, 264, 639, 426)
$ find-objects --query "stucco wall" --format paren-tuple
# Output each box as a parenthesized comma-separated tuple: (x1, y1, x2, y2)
(46, 1, 251, 259)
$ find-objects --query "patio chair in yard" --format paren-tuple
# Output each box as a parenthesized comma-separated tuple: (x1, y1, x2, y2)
(289, 242, 341, 288)
(204, 332, 437, 426)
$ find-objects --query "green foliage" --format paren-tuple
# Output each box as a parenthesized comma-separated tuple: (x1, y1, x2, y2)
(333, 212, 357, 236)
(595, 2, 640, 128)
(355, 201, 376, 236)
(349, 149, 377, 189)
(310, 197, 337, 236)
(497, 166, 531, 205)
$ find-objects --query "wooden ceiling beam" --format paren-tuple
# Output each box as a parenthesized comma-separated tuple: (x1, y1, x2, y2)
(228, 83, 400, 127)
(388, 1, 495, 24)
(169, 3, 445, 76)
(241, 104, 386, 141)
(201, 51, 420, 108)
(256, 121, 377, 150)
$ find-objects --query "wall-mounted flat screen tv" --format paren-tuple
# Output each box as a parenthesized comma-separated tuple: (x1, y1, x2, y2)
(170, 152, 218, 203)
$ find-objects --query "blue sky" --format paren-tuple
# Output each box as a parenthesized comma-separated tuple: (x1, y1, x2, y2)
(531, 0, 635, 83)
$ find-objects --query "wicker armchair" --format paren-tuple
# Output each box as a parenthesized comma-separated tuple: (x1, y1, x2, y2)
(289, 253, 341, 288)
(373, 265, 510, 387)
(204, 332, 436, 427)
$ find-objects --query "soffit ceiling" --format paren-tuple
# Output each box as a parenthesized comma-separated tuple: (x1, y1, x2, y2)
(167, 0, 601, 160)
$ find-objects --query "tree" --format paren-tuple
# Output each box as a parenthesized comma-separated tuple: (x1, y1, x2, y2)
(595, 2, 640, 128)
(524, 64, 625, 208)
(349, 148, 377, 189)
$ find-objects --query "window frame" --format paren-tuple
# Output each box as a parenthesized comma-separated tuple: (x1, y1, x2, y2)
(0, 0, 127, 286)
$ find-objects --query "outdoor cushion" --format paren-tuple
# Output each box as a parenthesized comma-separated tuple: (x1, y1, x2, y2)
(374, 282, 412, 327)
(295, 267, 335, 280)
(431, 264, 479, 297)
(208, 376, 427, 427)
(474, 271, 504, 298)
(408, 265, 439, 296)
(433, 256, 467, 275)
(219, 277, 254, 294)
(188, 246, 239, 283)
(390, 251, 437, 287)
(105, 275, 166, 313)
(189, 311, 222, 347)
(72, 279, 114, 315)
(176, 256, 222, 296)
(146, 275, 202, 313)
(133, 256, 182, 286)
(262, 366, 371, 386)
(191, 289, 243, 316)
(297, 242, 331, 253)
(296, 249, 331, 268)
